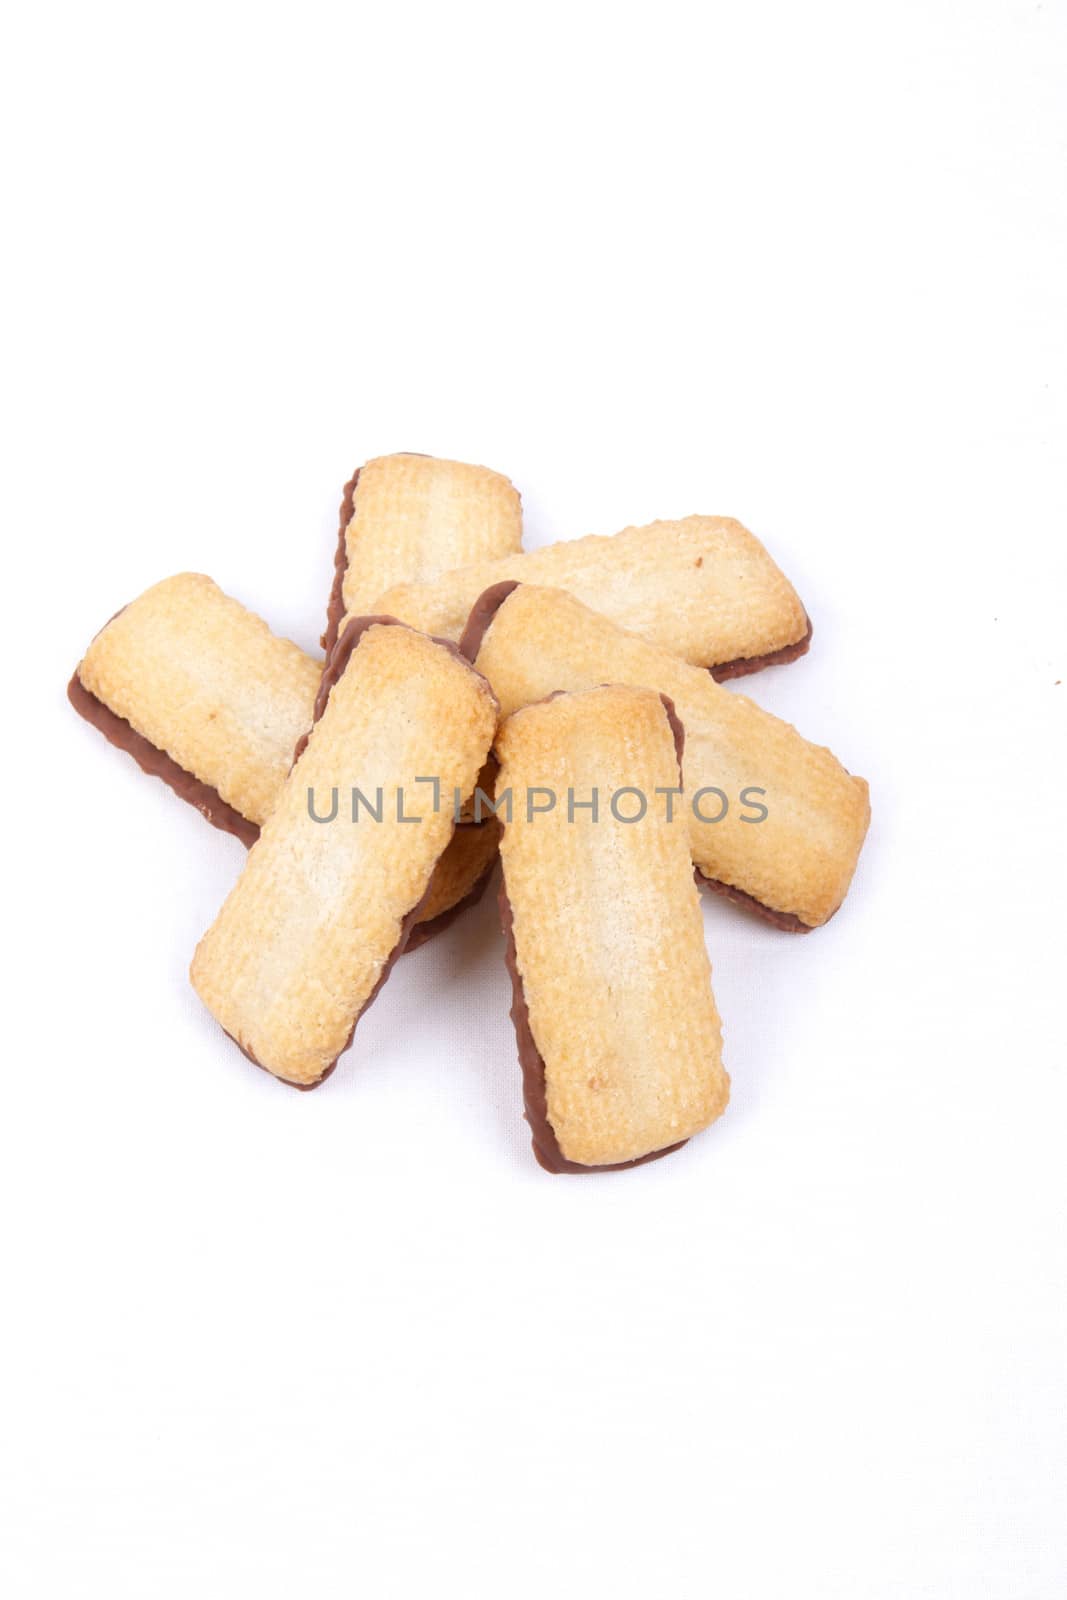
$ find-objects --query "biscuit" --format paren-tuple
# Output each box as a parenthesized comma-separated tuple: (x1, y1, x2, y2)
(375, 514, 810, 676)
(323, 454, 523, 654)
(496, 685, 728, 1171)
(190, 620, 499, 1087)
(69, 575, 499, 937)
(464, 583, 870, 930)
(73, 573, 321, 838)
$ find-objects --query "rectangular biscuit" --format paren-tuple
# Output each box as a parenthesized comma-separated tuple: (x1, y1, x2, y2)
(464, 583, 870, 930)
(373, 514, 810, 676)
(70, 575, 500, 937)
(73, 573, 322, 838)
(191, 622, 499, 1088)
(323, 453, 523, 653)
(496, 685, 728, 1171)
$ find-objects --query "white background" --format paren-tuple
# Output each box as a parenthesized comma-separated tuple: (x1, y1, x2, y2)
(3, 3, 1065, 1595)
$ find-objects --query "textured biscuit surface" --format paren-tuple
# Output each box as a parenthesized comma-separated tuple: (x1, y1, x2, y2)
(340, 454, 522, 621)
(77, 574, 322, 827)
(376, 515, 808, 672)
(497, 686, 727, 1168)
(190, 624, 499, 1086)
(475, 585, 870, 929)
(73, 577, 500, 931)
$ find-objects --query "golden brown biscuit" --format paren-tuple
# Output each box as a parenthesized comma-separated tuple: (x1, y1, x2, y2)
(191, 621, 499, 1088)
(69, 575, 499, 937)
(496, 685, 728, 1171)
(323, 454, 523, 653)
(376, 514, 810, 675)
(73, 574, 321, 837)
(464, 583, 870, 930)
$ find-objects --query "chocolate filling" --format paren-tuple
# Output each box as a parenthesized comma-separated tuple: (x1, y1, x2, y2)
(708, 613, 813, 681)
(321, 454, 438, 656)
(321, 467, 360, 656)
(67, 669, 261, 848)
(457, 579, 522, 662)
(695, 871, 819, 932)
(404, 857, 497, 953)
(498, 689, 690, 1173)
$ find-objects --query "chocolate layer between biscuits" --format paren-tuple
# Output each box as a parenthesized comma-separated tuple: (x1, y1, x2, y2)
(321, 467, 360, 656)
(708, 612, 813, 681)
(457, 578, 521, 662)
(405, 857, 497, 953)
(321, 454, 441, 657)
(695, 869, 818, 932)
(67, 669, 261, 847)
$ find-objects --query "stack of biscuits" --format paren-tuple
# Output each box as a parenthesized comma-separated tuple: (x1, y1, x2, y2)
(70, 454, 870, 1173)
